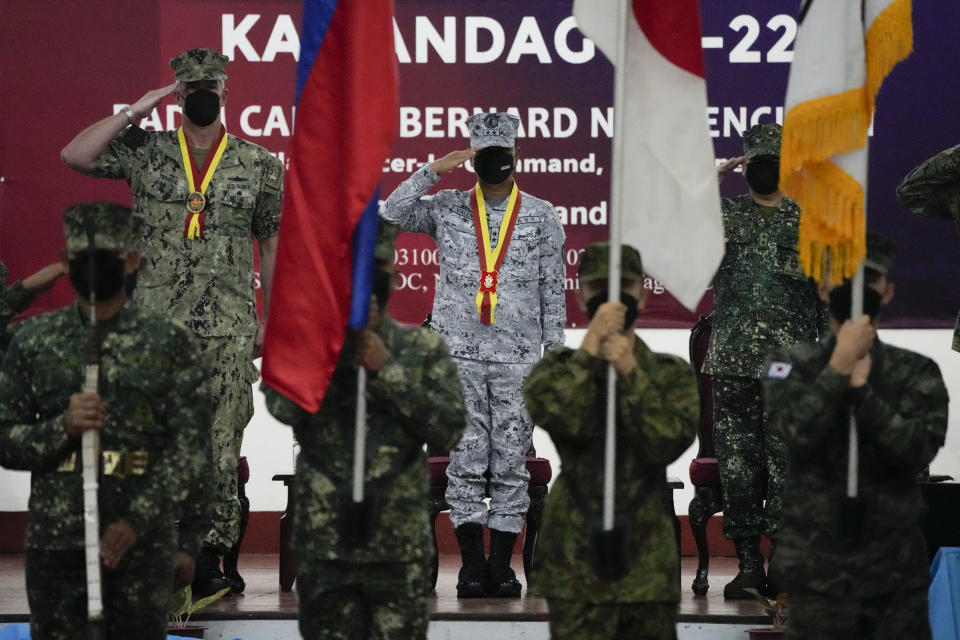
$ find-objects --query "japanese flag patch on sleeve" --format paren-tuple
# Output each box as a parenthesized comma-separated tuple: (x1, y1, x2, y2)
(765, 361, 793, 380)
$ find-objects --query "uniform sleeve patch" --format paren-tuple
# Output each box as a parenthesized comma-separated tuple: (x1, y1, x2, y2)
(765, 361, 792, 380)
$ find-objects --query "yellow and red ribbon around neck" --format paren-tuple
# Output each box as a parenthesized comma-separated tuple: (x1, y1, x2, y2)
(177, 126, 228, 240)
(471, 182, 522, 324)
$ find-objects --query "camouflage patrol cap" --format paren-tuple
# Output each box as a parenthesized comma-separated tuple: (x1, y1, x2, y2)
(375, 220, 399, 262)
(169, 48, 228, 82)
(864, 231, 896, 274)
(743, 123, 782, 160)
(578, 242, 644, 284)
(467, 112, 520, 149)
(62, 202, 144, 252)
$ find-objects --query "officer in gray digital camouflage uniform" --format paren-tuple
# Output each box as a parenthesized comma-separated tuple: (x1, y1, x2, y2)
(705, 123, 826, 598)
(763, 232, 947, 639)
(263, 221, 466, 640)
(0, 202, 213, 640)
(380, 112, 566, 597)
(61, 48, 284, 596)
(897, 144, 960, 350)
(0, 261, 66, 354)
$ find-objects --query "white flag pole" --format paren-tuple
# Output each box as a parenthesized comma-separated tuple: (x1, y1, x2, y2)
(353, 367, 367, 503)
(602, 0, 630, 532)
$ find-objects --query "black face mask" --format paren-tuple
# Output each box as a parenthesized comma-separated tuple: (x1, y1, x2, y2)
(68, 250, 127, 302)
(372, 268, 393, 308)
(182, 88, 221, 127)
(474, 147, 515, 185)
(745, 158, 780, 195)
(585, 292, 640, 331)
(828, 280, 884, 322)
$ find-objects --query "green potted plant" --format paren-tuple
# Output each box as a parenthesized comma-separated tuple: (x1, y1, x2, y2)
(744, 588, 788, 639)
(168, 584, 230, 639)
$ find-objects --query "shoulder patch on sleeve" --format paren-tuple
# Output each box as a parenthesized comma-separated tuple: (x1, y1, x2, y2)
(765, 361, 793, 380)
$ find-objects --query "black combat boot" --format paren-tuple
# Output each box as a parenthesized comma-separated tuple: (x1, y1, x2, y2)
(723, 536, 765, 599)
(192, 546, 231, 599)
(486, 529, 522, 598)
(455, 523, 487, 598)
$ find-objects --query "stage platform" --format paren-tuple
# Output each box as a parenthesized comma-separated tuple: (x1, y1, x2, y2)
(0, 554, 770, 639)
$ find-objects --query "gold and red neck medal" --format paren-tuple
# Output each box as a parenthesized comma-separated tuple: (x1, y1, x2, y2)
(471, 182, 522, 324)
(177, 126, 228, 240)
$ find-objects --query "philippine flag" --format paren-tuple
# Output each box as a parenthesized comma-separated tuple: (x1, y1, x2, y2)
(262, 0, 398, 412)
(573, 0, 723, 311)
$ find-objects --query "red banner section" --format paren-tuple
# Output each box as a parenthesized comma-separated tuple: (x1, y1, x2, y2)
(2, 1, 958, 329)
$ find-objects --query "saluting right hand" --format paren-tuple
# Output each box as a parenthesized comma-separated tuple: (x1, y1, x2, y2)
(829, 316, 876, 375)
(129, 82, 177, 121)
(717, 156, 746, 183)
(64, 392, 106, 437)
(430, 149, 475, 176)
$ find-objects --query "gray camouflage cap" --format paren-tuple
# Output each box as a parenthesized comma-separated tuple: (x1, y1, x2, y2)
(62, 202, 144, 252)
(170, 48, 228, 82)
(578, 242, 644, 284)
(743, 123, 782, 161)
(864, 231, 896, 274)
(375, 220, 399, 262)
(467, 112, 520, 149)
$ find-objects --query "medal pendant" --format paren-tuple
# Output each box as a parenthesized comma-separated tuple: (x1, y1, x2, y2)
(480, 270, 499, 293)
(186, 191, 206, 214)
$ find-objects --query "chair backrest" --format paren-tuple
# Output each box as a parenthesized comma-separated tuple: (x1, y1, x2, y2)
(688, 313, 715, 458)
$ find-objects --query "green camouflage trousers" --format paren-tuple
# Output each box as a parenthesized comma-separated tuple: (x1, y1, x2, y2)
(297, 560, 430, 640)
(25, 547, 173, 640)
(713, 375, 786, 539)
(198, 334, 257, 552)
(787, 587, 931, 639)
(547, 599, 678, 640)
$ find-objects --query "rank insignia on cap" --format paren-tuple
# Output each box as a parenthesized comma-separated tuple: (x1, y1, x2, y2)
(765, 362, 793, 380)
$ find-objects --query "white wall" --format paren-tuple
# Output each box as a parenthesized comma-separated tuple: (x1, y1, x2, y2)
(2, 329, 959, 516)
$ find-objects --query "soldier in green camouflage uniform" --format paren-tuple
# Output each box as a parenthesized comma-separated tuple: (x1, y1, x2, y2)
(0, 261, 65, 354)
(0, 203, 213, 640)
(705, 123, 826, 598)
(897, 144, 960, 350)
(523, 243, 697, 640)
(262, 222, 466, 640)
(61, 48, 283, 595)
(763, 233, 947, 639)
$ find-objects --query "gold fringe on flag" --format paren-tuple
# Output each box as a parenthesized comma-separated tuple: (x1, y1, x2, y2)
(866, 0, 913, 108)
(784, 161, 867, 282)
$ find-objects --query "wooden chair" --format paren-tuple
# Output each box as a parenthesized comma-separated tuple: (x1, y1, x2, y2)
(427, 456, 552, 588)
(687, 313, 724, 595)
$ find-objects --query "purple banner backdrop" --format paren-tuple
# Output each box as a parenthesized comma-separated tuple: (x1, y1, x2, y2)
(1, 0, 957, 329)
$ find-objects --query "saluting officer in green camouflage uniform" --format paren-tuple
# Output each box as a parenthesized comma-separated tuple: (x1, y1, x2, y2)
(705, 123, 826, 598)
(263, 222, 466, 640)
(61, 48, 284, 595)
(523, 243, 697, 640)
(763, 232, 947, 639)
(0, 261, 66, 354)
(0, 203, 214, 640)
(897, 144, 960, 350)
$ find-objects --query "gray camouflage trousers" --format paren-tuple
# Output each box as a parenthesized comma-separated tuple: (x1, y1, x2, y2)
(446, 357, 534, 534)
(199, 334, 257, 552)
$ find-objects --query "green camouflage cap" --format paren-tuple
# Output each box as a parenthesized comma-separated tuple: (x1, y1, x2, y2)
(864, 231, 896, 274)
(374, 220, 399, 262)
(578, 242, 644, 284)
(743, 123, 782, 160)
(169, 48, 228, 82)
(62, 202, 144, 252)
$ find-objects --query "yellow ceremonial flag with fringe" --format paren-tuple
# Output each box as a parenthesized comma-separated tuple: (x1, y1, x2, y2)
(780, 0, 912, 282)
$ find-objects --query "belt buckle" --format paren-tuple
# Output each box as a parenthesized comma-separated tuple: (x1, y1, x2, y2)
(127, 451, 149, 476)
(102, 450, 123, 478)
